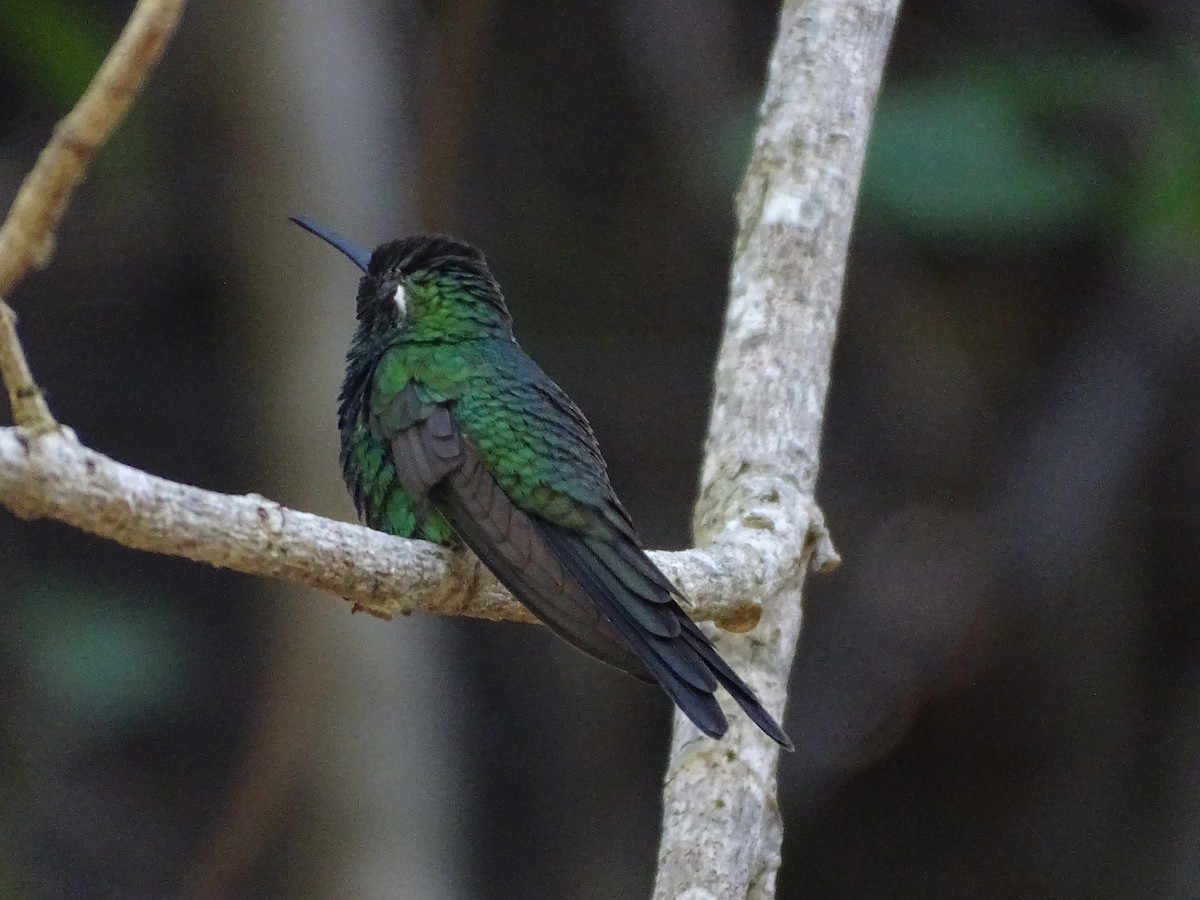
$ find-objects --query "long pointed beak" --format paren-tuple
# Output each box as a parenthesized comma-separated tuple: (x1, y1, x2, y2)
(289, 215, 372, 273)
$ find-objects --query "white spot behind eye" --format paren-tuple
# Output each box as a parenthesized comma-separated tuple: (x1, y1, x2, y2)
(393, 283, 407, 318)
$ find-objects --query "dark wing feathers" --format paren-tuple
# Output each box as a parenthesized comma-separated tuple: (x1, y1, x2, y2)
(433, 442, 651, 677)
(585, 534, 678, 600)
(378, 381, 791, 747)
(391, 425, 458, 506)
(542, 528, 713, 692)
(546, 513, 793, 747)
(381, 391, 650, 677)
(573, 540, 679, 638)
(376, 380, 435, 434)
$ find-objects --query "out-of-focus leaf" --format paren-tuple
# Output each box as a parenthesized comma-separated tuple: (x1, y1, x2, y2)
(14, 576, 194, 727)
(862, 77, 1106, 246)
(1126, 64, 1200, 257)
(0, 0, 112, 108)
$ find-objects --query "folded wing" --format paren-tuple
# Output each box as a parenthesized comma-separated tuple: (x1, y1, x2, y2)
(380, 383, 791, 748)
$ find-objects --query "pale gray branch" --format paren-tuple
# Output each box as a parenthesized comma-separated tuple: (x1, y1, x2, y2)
(0, 425, 770, 628)
(653, 1, 898, 898)
(0, 0, 891, 895)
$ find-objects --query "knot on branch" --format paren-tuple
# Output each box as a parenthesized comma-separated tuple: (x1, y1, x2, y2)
(804, 502, 841, 573)
(246, 493, 285, 535)
(430, 545, 486, 616)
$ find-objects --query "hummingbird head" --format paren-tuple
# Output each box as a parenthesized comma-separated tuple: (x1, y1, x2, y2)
(290, 216, 512, 342)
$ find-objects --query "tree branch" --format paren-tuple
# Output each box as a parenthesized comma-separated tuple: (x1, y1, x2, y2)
(0, 0, 798, 644)
(653, 2, 897, 898)
(0, 425, 771, 628)
(0, 0, 185, 301)
(0, 303, 53, 429)
(0, 1, 883, 896)
(0, 0, 183, 430)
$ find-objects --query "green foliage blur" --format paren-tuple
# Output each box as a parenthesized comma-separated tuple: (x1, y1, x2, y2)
(0, 0, 110, 106)
(864, 48, 1200, 255)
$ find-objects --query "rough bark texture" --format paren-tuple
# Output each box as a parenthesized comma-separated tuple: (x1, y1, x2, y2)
(653, 2, 899, 899)
(1, 0, 897, 895)
(0, 426, 767, 629)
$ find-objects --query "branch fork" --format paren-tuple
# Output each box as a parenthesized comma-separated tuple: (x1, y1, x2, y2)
(0, 1, 900, 898)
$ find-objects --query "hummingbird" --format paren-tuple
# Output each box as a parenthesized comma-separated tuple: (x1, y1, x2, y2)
(291, 216, 792, 749)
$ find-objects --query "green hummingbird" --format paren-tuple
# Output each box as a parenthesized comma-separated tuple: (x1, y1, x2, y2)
(291, 216, 791, 749)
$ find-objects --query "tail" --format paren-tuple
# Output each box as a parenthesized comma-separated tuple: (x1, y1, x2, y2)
(536, 523, 793, 749)
(382, 388, 791, 748)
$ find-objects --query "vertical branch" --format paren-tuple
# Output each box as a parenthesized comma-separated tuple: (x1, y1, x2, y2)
(0, 304, 53, 428)
(654, 2, 899, 899)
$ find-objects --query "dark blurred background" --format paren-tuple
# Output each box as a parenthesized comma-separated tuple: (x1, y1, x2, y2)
(2, 0, 1198, 897)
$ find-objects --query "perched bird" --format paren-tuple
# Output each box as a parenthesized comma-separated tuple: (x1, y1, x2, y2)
(291, 216, 791, 749)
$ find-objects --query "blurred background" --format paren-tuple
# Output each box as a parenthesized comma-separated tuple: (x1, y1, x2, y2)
(1, 0, 1198, 897)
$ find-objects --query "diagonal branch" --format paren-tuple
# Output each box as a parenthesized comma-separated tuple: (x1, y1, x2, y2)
(653, 1, 898, 898)
(0, 2, 872, 898)
(0, 302, 52, 429)
(0, 425, 786, 628)
(0, 0, 823, 643)
(0, 0, 185, 301)
(0, 0, 184, 430)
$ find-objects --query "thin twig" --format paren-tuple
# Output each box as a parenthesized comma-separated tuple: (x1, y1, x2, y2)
(0, 303, 53, 428)
(0, 0, 185, 428)
(0, 0, 185, 298)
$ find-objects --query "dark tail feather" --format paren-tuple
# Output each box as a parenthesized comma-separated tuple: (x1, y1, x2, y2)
(537, 522, 792, 747)
(680, 621, 794, 750)
(546, 529, 730, 738)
